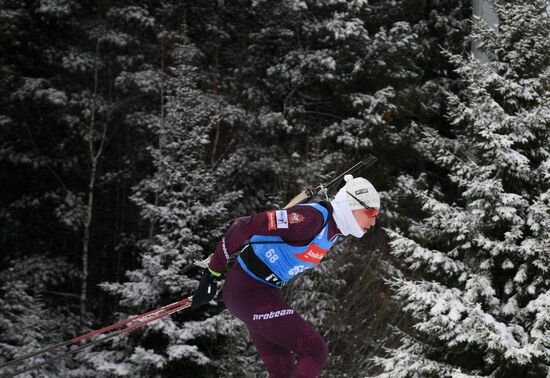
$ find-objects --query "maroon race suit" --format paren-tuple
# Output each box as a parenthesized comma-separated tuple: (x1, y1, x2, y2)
(209, 204, 341, 378)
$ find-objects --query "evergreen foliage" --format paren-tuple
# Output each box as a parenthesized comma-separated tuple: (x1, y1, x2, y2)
(0, 0, 185, 375)
(0, 256, 80, 376)
(265, 0, 471, 375)
(3, 0, 533, 376)
(96, 40, 247, 376)
(376, 1, 550, 376)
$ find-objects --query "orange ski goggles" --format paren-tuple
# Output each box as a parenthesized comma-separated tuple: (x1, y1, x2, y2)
(362, 207, 380, 218)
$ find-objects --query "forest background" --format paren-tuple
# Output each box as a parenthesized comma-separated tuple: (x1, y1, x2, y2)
(1, 0, 549, 377)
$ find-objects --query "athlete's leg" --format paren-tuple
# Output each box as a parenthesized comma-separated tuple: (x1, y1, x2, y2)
(248, 328, 295, 378)
(222, 263, 329, 377)
(250, 310, 329, 378)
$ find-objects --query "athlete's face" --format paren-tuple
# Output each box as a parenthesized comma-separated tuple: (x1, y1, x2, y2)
(352, 208, 378, 232)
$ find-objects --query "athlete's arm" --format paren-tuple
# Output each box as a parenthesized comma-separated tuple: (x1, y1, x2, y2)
(208, 205, 324, 273)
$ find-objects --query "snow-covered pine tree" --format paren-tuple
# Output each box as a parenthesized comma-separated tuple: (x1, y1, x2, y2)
(96, 40, 247, 377)
(0, 2, 100, 374)
(0, 1, 190, 375)
(375, 1, 550, 376)
(0, 256, 81, 376)
(232, 0, 471, 375)
(0, 0, 88, 271)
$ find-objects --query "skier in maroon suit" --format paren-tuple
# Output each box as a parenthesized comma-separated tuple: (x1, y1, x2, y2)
(192, 175, 381, 377)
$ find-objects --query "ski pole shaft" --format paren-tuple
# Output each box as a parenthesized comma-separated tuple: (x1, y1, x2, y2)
(5, 297, 193, 378)
(0, 297, 192, 372)
(71, 297, 191, 343)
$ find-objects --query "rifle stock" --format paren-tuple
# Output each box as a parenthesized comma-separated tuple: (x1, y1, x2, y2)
(284, 190, 310, 208)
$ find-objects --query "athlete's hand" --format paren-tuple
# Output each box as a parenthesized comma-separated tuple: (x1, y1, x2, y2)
(191, 268, 222, 309)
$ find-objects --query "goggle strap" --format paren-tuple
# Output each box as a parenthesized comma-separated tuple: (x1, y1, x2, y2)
(346, 191, 378, 215)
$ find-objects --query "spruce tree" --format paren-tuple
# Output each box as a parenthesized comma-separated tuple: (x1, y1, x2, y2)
(0, 1, 186, 374)
(0, 256, 81, 376)
(376, 1, 550, 376)
(96, 40, 247, 377)
(237, 0, 471, 375)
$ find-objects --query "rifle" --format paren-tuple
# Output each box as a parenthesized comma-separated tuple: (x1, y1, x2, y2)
(193, 155, 378, 269)
(284, 155, 378, 208)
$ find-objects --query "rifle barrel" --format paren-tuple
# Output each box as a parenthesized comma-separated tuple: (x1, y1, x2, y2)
(323, 155, 377, 191)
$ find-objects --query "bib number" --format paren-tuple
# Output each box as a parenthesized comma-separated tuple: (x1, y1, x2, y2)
(265, 249, 279, 264)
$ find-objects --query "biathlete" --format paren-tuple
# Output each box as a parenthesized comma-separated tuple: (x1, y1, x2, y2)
(192, 174, 380, 377)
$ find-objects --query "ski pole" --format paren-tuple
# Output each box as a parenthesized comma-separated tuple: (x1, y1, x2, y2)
(0, 296, 192, 370)
(0, 296, 193, 377)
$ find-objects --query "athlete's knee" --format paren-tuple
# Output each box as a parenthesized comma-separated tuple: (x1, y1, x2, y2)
(315, 335, 329, 366)
(299, 330, 329, 366)
(292, 331, 329, 378)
